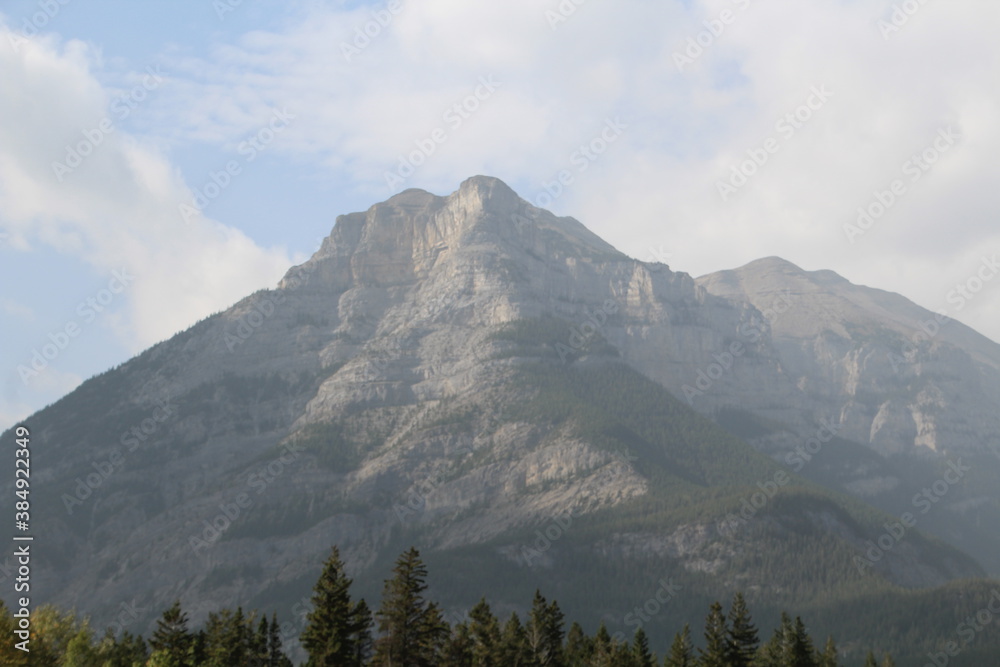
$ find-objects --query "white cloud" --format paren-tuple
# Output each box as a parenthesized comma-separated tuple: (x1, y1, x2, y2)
(0, 24, 295, 352)
(2, 0, 998, 437)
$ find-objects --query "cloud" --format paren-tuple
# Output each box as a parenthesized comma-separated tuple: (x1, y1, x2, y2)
(137, 0, 1000, 342)
(3, 0, 998, 384)
(0, 23, 295, 352)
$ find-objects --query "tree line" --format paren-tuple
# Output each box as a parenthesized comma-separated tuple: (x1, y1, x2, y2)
(0, 545, 896, 666)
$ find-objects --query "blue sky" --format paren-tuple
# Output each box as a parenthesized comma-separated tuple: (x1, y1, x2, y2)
(2, 0, 999, 431)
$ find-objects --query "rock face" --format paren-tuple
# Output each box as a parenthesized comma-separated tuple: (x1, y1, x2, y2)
(2, 176, 998, 653)
(695, 256, 1000, 458)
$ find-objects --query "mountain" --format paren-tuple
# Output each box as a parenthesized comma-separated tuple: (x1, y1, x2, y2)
(3, 176, 999, 664)
(696, 257, 1000, 575)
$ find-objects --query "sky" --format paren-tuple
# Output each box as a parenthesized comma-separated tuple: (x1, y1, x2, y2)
(1, 0, 998, 432)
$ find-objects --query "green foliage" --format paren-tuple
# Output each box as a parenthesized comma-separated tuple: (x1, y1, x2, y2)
(301, 546, 372, 666)
(698, 601, 729, 667)
(664, 624, 694, 667)
(372, 547, 448, 666)
(2, 555, 906, 667)
(727, 592, 759, 667)
(526, 590, 565, 666)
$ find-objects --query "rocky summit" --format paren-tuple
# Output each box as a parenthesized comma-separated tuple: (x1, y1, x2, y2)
(3, 176, 1000, 660)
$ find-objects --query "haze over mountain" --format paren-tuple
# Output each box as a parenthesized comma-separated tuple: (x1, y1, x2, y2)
(3, 176, 999, 663)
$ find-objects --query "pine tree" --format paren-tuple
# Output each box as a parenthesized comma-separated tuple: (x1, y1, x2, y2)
(863, 651, 878, 667)
(267, 613, 293, 667)
(591, 623, 613, 666)
(253, 615, 270, 666)
(632, 627, 656, 667)
(664, 624, 694, 667)
(817, 636, 838, 667)
(789, 616, 817, 667)
(727, 593, 758, 667)
(564, 621, 592, 665)
(880, 653, 896, 667)
(698, 601, 729, 667)
(203, 606, 254, 667)
(96, 629, 149, 667)
(373, 547, 448, 666)
(468, 597, 501, 666)
(148, 601, 193, 667)
(440, 622, 475, 666)
(755, 615, 789, 667)
(526, 590, 565, 667)
(610, 636, 640, 667)
(498, 613, 530, 666)
(351, 599, 374, 664)
(301, 546, 371, 666)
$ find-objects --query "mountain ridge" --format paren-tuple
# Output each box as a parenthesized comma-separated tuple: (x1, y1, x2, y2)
(3, 175, 999, 663)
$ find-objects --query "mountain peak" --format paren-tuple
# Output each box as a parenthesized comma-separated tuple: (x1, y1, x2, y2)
(281, 177, 624, 290)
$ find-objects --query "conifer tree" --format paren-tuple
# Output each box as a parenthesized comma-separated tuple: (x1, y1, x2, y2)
(817, 636, 838, 667)
(96, 629, 149, 667)
(468, 597, 502, 666)
(727, 593, 759, 667)
(266, 613, 293, 667)
(863, 651, 878, 667)
(301, 546, 371, 666)
(664, 623, 694, 667)
(203, 606, 254, 667)
(498, 612, 531, 666)
(526, 590, 565, 666)
(351, 599, 374, 664)
(564, 621, 593, 665)
(698, 601, 729, 667)
(880, 653, 896, 667)
(591, 623, 614, 666)
(789, 616, 817, 667)
(440, 622, 475, 666)
(148, 601, 194, 667)
(373, 547, 448, 666)
(632, 627, 656, 667)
